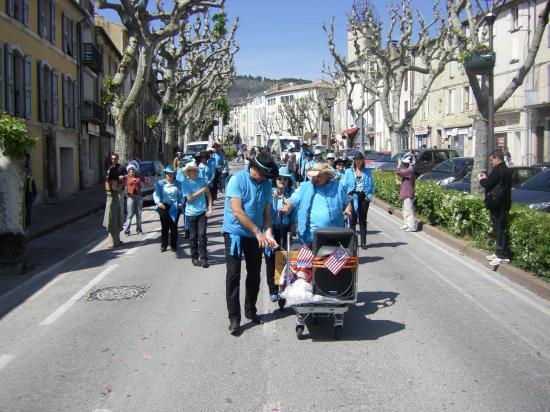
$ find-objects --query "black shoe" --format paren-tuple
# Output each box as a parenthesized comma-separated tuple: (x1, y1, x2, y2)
(136, 229, 143, 234)
(228, 320, 240, 335)
(245, 313, 263, 324)
(201, 260, 209, 268)
(361, 244, 367, 250)
(160, 246, 167, 252)
(171, 247, 177, 252)
(192, 258, 201, 266)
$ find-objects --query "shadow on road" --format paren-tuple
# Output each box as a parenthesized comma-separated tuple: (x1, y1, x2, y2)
(366, 242, 407, 249)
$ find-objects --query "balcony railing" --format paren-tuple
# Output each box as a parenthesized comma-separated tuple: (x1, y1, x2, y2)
(82, 43, 103, 72)
(82, 101, 104, 124)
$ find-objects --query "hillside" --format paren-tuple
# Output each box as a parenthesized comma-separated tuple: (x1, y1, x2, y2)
(228, 75, 311, 106)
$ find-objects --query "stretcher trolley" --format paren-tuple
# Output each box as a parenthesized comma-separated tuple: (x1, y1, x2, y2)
(279, 228, 358, 340)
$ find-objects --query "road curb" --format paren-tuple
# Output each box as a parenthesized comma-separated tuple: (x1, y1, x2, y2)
(372, 198, 550, 301)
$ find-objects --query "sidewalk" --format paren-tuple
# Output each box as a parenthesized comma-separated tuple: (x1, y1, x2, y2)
(28, 184, 106, 240)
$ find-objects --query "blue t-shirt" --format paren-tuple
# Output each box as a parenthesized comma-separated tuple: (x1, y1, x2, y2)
(180, 177, 208, 216)
(223, 170, 272, 238)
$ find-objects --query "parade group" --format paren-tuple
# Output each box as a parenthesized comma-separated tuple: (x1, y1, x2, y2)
(102, 142, 418, 335)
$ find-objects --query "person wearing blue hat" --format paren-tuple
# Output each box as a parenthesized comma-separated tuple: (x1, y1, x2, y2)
(333, 157, 347, 181)
(302, 151, 315, 181)
(223, 150, 279, 335)
(153, 165, 184, 252)
(264, 166, 297, 302)
(122, 161, 150, 236)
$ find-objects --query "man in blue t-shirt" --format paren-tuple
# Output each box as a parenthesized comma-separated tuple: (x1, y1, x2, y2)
(223, 150, 279, 335)
(180, 161, 213, 268)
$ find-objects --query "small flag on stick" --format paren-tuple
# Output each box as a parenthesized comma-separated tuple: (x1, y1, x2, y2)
(324, 245, 350, 276)
(296, 245, 314, 266)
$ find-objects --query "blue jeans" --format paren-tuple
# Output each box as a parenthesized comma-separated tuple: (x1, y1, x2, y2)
(124, 195, 143, 233)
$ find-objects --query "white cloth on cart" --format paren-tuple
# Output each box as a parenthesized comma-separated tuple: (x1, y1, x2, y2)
(280, 278, 323, 306)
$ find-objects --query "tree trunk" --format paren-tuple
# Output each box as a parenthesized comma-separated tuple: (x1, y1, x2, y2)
(390, 129, 401, 155)
(0, 153, 27, 275)
(470, 114, 489, 196)
(163, 117, 177, 165)
(114, 116, 132, 162)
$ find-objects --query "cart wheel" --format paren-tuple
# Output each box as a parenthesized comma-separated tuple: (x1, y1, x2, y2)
(278, 299, 286, 311)
(296, 325, 305, 340)
(334, 325, 343, 340)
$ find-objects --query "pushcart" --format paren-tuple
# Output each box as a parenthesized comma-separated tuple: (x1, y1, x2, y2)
(279, 228, 358, 340)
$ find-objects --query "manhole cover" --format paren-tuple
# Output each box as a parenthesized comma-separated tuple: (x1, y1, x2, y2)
(86, 285, 149, 301)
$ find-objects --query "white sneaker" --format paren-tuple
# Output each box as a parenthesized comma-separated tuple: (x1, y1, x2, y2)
(400, 224, 408, 230)
(486, 253, 497, 261)
(404, 227, 416, 232)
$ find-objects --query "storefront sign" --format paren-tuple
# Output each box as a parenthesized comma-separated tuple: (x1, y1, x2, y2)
(414, 126, 429, 135)
(494, 119, 506, 127)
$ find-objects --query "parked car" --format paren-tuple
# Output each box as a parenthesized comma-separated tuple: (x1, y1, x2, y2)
(138, 160, 165, 202)
(364, 152, 392, 169)
(418, 157, 473, 186)
(532, 162, 550, 171)
(512, 169, 550, 212)
(186, 140, 210, 155)
(379, 149, 459, 175)
(444, 166, 541, 194)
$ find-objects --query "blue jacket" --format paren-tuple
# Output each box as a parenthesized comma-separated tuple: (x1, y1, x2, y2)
(342, 167, 376, 214)
(153, 179, 184, 222)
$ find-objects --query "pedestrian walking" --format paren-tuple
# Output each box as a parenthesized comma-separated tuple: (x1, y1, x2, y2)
(107, 153, 127, 223)
(24, 156, 37, 227)
(153, 165, 184, 252)
(123, 161, 150, 236)
(281, 162, 352, 246)
(326, 152, 335, 168)
(479, 150, 513, 267)
(220, 156, 230, 193)
(284, 142, 297, 175)
(223, 150, 279, 335)
(396, 154, 418, 232)
(333, 157, 347, 181)
(342, 152, 375, 249)
(503, 146, 512, 166)
(302, 151, 315, 181)
(264, 167, 297, 302)
(103, 162, 124, 248)
(180, 161, 213, 267)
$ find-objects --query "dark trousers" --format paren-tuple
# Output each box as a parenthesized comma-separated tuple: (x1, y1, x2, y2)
(350, 193, 370, 246)
(211, 170, 221, 200)
(490, 208, 509, 259)
(188, 213, 207, 260)
(224, 233, 263, 323)
(158, 204, 180, 249)
(264, 225, 290, 295)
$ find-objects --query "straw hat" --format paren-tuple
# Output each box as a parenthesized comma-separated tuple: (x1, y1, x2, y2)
(182, 160, 199, 177)
(306, 162, 335, 179)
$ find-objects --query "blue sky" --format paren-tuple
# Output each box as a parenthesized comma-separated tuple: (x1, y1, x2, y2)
(97, 1, 433, 81)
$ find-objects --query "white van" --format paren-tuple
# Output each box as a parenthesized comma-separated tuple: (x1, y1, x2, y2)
(266, 136, 301, 160)
(186, 140, 210, 155)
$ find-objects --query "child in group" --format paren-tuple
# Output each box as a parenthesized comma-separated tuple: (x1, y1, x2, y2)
(180, 160, 213, 268)
(264, 167, 297, 302)
(123, 161, 150, 235)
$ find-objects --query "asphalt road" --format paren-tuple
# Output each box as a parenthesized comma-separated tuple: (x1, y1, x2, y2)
(1, 178, 550, 411)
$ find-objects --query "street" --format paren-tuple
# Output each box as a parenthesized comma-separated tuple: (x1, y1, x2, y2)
(0, 190, 549, 411)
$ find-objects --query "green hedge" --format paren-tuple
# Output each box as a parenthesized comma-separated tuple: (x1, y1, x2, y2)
(372, 171, 550, 280)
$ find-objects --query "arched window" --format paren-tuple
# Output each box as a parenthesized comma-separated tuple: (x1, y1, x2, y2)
(6, 0, 29, 26)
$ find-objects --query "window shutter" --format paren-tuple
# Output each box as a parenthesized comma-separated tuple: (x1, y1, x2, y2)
(38, 0, 45, 37)
(52, 70, 58, 125)
(24, 55, 32, 119)
(469, 87, 474, 111)
(7, 0, 14, 17)
(62, 13, 66, 53)
(460, 86, 464, 113)
(0, 43, 3, 113)
(38, 61, 44, 121)
(72, 22, 77, 59)
(73, 80, 78, 128)
(62, 74, 68, 127)
(50, 2, 56, 45)
(23, 0, 29, 26)
(6, 45, 14, 116)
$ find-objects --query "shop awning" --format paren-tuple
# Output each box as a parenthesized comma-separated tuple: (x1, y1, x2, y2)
(342, 126, 359, 138)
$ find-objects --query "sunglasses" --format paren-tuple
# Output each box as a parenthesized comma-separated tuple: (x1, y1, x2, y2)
(277, 177, 289, 180)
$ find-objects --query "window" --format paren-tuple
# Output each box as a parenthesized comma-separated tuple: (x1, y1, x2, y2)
(449, 61, 457, 78)
(38, 61, 58, 124)
(62, 76, 78, 128)
(433, 151, 446, 164)
(404, 72, 409, 91)
(280, 95, 294, 104)
(404, 100, 408, 115)
(7, 0, 29, 26)
(446, 89, 456, 114)
(267, 98, 275, 106)
(38, 0, 55, 44)
(4, 45, 32, 119)
(511, 8, 519, 30)
(62, 13, 76, 57)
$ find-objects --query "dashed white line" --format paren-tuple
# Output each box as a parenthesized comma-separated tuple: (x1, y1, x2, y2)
(39, 264, 118, 326)
(0, 354, 15, 371)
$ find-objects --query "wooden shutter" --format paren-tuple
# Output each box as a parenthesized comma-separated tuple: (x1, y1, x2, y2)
(50, 2, 56, 45)
(7, 0, 14, 17)
(23, 0, 29, 26)
(62, 74, 68, 127)
(0, 43, 3, 114)
(24, 55, 32, 119)
(61, 13, 66, 53)
(73, 80, 79, 128)
(38, 61, 44, 121)
(38, 0, 45, 37)
(6, 45, 14, 115)
(72, 21, 77, 59)
(52, 70, 58, 125)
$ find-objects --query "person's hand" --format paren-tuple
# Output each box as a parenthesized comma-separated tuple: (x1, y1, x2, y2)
(157, 203, 166, 209)
(265, 234, 279, 250)
(178, 203, 184, 209)
(344, 210, 352, 220)
(255, 231, 269, 248)
(205, 209, 213, 218)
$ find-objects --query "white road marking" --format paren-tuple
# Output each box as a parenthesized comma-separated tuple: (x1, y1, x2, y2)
(370, 206, 550, 317)
(0, 354, 15, 371)
(39, 264, 118, 326)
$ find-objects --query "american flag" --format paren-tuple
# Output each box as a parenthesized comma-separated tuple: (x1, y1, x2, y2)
(324, 245, 350, 276)
(296, 245, 314, 266)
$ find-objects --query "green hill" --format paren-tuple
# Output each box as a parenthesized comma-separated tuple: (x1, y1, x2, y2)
(229, 75, 311, 106)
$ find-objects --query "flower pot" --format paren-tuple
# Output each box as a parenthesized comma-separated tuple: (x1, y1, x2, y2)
(464, 52, 495, 75)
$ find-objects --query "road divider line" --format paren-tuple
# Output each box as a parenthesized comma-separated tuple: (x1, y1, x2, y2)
(370, 206, 550, 317)
(0, 354, 15, 371)
(39, 264, 118, 326)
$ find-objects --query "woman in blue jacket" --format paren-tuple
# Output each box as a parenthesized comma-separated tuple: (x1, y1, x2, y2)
(153, 165, 184, 252)
(342, 152, 375, 249)
(264, 167, 297, 302)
